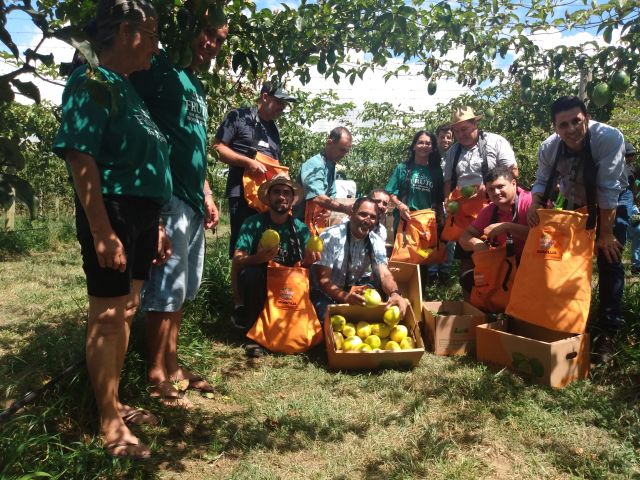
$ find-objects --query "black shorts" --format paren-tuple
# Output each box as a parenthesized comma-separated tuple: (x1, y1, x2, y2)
(75, 195, 161, 298)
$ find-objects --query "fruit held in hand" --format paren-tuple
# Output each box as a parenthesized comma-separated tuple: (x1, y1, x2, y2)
(342, 323, 356, 338)
(330, 315, 346, 332)
(343, 335, 363, 352)
(260, 229, 280, 249)
(356, 321, 372, 339)
(390, 325, 409, 343)
(383, 305, 401, 327)
(306, 235, 324, 253)
(460, 185, 475, 198)
(446, 201, 459, 214)
(363, 288, 382, 307)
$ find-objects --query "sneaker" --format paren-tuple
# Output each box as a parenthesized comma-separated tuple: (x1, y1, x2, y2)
(231, 305, 252, 331)
(245, 343, 266, 358)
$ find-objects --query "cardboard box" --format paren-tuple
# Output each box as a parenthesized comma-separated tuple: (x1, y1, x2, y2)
(388, 261, 423, 317)
(324, 304, 424, 370)
(475, 317, 590, 388)
(422, 301, 487, 356)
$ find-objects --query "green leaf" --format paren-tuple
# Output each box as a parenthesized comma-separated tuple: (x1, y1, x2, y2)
(0, 173, 37, 219)
(51, 25, 99, 69)
(0, 25, 19, 58)
(10, 79, 41, 104)
(0, 137, 25, 170)
(16, 472, 53, 480)
(231, 51, 245, 72)
(24, 49, 55, 66)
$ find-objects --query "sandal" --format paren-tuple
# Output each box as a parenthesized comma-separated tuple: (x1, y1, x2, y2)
(149, 381, 192, 409)
(122, 408, 159, 426)
(187, 376, 215, 394)
(103, 440, 151, 460)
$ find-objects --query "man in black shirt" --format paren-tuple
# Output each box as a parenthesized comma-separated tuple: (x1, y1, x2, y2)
(214, 82, 297, 257)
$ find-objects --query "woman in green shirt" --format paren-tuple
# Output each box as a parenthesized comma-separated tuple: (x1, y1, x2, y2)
(53, 0, 170, 459)
(385, 130, 445, 234)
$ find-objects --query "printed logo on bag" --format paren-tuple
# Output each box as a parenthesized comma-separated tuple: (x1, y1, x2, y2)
(276, 286, 298, 309)
(536, 227, 566, 260)
(473, 271, 488, 287)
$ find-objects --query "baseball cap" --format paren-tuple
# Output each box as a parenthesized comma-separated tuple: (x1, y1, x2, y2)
(260, 82, 297, 103)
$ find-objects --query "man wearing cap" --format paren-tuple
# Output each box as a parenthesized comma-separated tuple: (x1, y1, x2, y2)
(214, 82, 297, 257)
(310, 197, 408, 322)
(527, 96, 632, 360)
(297, 126, 354, 226)
(231, 173, 317, 356)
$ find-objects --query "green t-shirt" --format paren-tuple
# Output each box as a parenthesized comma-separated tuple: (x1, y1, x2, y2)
(235, 213, 311, 266)
(53, 65, 171, 204)
(130, 51, 208, 215)
(385, 162, 435, 231)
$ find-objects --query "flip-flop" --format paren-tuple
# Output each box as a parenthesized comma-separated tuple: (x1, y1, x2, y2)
(122, 408, 159, 426)
(187, 376, 215, 394)
(103, 440, 151, 460)
(149, 381, 192, 409)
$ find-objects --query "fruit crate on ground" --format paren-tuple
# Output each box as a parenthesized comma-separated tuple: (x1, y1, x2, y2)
(388, 261, 423, 317)
(476, 316, 590, 388)
(422, 301, 486, 356)
(324, 304, 424, 371)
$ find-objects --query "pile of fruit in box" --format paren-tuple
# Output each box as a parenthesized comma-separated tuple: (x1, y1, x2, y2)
(330, 289, 417, 353)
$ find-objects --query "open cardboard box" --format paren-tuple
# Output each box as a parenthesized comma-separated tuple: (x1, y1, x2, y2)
(422, 301, 486, 356)
(324, 304, 424, 370)
(475, 316, 590, 388)
(388, 261, 423, 318)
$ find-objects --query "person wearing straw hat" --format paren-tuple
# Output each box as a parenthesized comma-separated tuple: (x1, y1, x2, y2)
(443, 106, 518, 198)
(230, 173, 318, 354)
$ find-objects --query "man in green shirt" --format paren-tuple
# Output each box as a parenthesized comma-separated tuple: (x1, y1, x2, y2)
(130, 12, 228, 404)
(232, 173, 318, 357)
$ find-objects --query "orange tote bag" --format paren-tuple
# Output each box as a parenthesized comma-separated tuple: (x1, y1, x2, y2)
(390, 209, 446, 265)
(243, 152, 289, 213)
(469, 245, 517, 313)
(506, 209, 595, 334)
(441, 187, 488, 242)
(247, 261, 323, 354)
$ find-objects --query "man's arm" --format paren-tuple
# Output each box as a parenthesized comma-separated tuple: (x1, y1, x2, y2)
(203, 179, 219, 229)
(458, 225, 488, 252)
(213, 140, 266, 175)
(483, 222, 529, 242)
(376, 264, 408, 316)
(310, 195, 353, 214)
(316, 264, 366, 305)
(596, 207, 622, 263)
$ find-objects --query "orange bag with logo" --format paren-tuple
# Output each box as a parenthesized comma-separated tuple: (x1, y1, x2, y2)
(470, 244, 517, 313)
(441, 187, 488, 242)
(506, 209, 595, 334)
(243, 152, 289, 213)
(247, 261, 323, 354)
(390, 209, 447, 265)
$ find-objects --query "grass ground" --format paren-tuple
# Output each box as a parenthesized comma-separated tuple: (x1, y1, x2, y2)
(0, 220, 639, 479)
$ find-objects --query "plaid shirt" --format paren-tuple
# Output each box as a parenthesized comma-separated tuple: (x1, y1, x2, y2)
(317, 222, 388, 289)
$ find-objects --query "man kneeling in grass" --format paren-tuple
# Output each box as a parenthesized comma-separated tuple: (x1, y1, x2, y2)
(458, 166, 532, 296)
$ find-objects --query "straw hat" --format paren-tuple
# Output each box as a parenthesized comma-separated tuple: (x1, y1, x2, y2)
(257, 172, 303, 206)
(449, 106, 483, 127)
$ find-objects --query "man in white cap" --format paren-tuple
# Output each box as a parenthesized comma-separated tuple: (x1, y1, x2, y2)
(214, 82, 298, 258)
(231, 173, 317, 357)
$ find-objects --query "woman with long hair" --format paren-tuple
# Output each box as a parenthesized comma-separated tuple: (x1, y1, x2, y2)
(53, 0, 171, 459)
(385, 130, 445, 235)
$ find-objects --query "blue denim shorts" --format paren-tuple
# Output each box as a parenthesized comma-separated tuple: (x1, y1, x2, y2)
(141, 195, 205, 312)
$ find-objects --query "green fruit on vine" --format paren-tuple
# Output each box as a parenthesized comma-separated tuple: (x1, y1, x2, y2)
(590, 82, 611, 107)
(427, 81, 437, 95)
(553, 53, 564, 69)
(484, 107, 495, 119)
(602, 26, 612, 44)
(609, 71, 630, 93)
